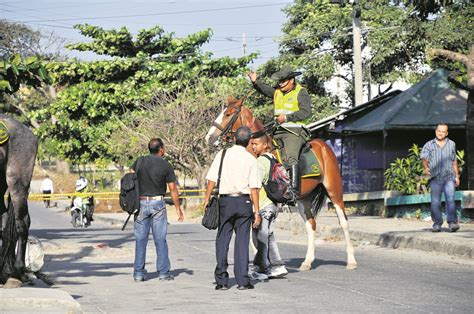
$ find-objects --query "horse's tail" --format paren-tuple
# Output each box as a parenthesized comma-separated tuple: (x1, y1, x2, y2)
(309, 139, 344, 210)
(310, 184, 327, 218)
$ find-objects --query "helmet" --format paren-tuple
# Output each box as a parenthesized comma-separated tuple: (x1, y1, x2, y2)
(75, 178, 88, 191)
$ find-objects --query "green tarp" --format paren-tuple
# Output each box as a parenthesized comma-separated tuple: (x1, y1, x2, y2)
(341, 69, 468, 132)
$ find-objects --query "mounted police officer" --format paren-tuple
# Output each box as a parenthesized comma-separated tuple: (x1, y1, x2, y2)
(248, 66, 312, 195)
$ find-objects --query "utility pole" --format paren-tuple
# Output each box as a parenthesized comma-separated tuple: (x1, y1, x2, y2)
(242, 32, 247, 56)
(329, 0, 363, 106)
(352, 1, 363, 106)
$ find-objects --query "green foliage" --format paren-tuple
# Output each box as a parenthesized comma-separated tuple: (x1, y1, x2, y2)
(259, 0, 473, 107)
(0, 54, 51, 93)
(39, 24, 255, 164)
(384, 144, 425, 195)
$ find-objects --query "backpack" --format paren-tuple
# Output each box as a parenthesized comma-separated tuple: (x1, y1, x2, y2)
(261, 154, 294, 204)
(119, 157, 143, 215)
(119, 172, 140, 215)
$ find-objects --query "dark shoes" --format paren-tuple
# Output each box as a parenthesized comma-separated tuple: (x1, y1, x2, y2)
(237, 284, 254, 290)
(133, 277, 145, 282)
(432, 225, 441, 232)
(449, 222, 460, 232)
(159, 274, 174, 281)
(215, 284, 229, 290)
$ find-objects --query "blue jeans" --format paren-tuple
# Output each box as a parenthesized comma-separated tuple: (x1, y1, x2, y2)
(133, 200, 170, 279)
(252, 204, 284, 273)
(430, 179, 457, 227)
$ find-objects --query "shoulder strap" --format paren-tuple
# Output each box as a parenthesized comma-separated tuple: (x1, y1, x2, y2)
(261, 154, 275, 182)
(216, 149, 227, 190)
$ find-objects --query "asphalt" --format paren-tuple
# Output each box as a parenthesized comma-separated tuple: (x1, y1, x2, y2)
(1, 207, 473, 312)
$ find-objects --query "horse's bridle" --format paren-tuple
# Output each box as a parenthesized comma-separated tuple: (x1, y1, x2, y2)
(212, 103, 259, 144)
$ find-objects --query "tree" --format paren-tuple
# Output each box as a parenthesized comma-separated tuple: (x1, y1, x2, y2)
(0, 19, 65, 60)
(0, 20, 63, 129)
(259, 0, 473, 108)
(0, 54, 51, 94)
(111, 76, 249, 187)
(38, 24, 255, 166)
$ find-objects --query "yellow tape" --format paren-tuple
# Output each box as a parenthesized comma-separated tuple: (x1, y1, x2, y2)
(26, 189, 207, 201)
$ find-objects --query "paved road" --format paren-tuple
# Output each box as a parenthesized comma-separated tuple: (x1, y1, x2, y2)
(29, 202, 473, 313)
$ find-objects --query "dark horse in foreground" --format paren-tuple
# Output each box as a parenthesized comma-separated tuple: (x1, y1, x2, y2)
(206, 97, 357, 271)
(0, 114, 38, 283)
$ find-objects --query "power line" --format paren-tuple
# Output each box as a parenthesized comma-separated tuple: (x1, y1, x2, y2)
(0, 1, 122, 12)
(16, 3, 290, 23)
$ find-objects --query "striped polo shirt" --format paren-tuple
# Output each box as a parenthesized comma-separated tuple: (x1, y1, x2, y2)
(420, 138, 456, 181)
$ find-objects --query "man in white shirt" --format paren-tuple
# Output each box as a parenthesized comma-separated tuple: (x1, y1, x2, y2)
(204, 126, 261, 291)
(40, 175, 54, 208)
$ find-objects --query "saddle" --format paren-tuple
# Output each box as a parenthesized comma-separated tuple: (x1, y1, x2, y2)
(0, 121, 9, 145)
(273, 139, 321, 179)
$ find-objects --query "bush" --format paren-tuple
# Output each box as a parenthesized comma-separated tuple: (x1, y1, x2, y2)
(384, 144, 425, 195)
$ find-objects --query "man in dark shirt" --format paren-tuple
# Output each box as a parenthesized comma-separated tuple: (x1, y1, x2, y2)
(248, 66, 312, 195)
(131, 138, 184, 282)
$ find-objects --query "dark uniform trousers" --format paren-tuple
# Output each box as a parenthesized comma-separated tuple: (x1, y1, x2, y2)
(214, 195, 253, 287)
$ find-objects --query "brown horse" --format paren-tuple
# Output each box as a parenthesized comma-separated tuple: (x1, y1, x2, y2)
(206, 96, 357, 271)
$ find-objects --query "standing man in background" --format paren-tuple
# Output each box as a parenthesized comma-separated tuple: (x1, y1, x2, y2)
(204, 126, 261, 291)
(131, 138, 184, 282)
(40, 175, 54, 208)
(421, 124, 460, 233)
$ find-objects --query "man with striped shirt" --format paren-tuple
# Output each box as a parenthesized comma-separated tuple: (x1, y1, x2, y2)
(421, 124, 460, 232)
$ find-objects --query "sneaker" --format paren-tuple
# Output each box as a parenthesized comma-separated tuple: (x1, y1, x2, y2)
(133, 277, 145, 282)
(448, 222, 460, 232)
(432, 225, 441, 233)
(248, 271, 269, 281)
(159, 274, 174, 281)
(268, 266, 288, 278)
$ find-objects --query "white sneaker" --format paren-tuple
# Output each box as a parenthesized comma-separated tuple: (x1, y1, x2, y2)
(248, 271, 269, 281)
(268, 266, 288, 278)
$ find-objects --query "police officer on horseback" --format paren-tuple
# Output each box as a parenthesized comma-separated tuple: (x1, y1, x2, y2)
(248, 66, 312, 194)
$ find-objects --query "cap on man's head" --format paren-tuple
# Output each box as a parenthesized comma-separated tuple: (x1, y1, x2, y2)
(270, 66, 302, 81)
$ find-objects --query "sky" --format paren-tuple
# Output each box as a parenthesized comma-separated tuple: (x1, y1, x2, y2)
(0, 0, 294, 66)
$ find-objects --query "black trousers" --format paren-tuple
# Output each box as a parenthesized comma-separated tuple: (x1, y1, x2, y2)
(214, 195, 253, 286)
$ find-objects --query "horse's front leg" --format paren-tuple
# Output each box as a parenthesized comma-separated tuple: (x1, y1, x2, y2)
(334, 203, 357, 269)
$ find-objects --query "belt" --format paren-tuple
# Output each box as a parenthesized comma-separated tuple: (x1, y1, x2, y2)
(220, 194, 249, 198)
(139, 195, 164, 201)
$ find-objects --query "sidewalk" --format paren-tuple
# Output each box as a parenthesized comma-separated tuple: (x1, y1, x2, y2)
(94, 209, 474, 260)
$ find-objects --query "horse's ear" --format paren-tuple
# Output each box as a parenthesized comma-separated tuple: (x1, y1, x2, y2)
(227, 95, 236, 104)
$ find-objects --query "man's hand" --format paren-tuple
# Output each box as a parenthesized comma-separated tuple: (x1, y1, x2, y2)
(252, 213, 261, 229)
(455, 177, 460, 188)
(424, 167, 431, 177)
(247, 71, 257, 83)
(176, 207, 184, 222)
(275, 114, 286, 124)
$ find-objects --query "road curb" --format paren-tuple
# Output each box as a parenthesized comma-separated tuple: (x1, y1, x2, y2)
(0, 287, 82, 313)
(318, 225, 473, 259)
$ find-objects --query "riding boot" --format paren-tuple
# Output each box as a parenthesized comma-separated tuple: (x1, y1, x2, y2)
(287, 164, 299, 206)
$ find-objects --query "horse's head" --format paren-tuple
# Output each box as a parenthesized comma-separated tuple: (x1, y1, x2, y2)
(206, 96, 255, 146)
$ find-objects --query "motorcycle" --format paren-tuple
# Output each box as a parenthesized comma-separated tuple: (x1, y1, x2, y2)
(70, 195, 94, 228)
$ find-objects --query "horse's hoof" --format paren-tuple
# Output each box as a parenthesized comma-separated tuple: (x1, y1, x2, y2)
(346, 263, 358, 270)
(299, 263, 312, 271)
(4, 277, 22, 288)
